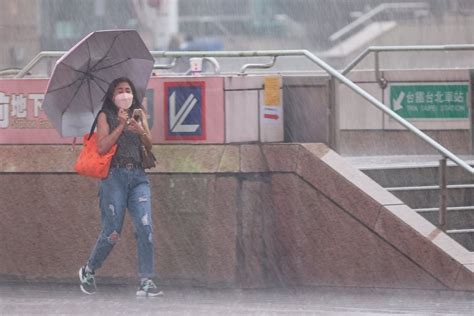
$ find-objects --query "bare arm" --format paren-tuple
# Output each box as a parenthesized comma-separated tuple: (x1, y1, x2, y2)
(128, 109, 152, 151)
(96, 111, 127, 155)
(140, 112, 153, 151)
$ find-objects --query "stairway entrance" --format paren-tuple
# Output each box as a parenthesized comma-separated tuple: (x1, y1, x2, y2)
(347, 155, 474, 251)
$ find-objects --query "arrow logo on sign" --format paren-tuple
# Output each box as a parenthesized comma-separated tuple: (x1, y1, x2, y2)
(169, 91, 200, 133)
(393, 91, 405, 111)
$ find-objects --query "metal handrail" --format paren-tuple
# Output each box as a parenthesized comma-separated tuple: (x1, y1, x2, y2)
(154, 57, 177, 70)
(15, 48, 474, 229)
(303, 50, 474, 175)
(14, 51, 64, 78)
(15, 49, 474, 175)
(151, 51, 474, 176)
(183, 57, 221, 75)
(342, 44, 474, 76)
(16, 51, 274, 77)
(341, 43, 474, 228)
(329, 2, 429, 42)
(240, 56, 277, 74)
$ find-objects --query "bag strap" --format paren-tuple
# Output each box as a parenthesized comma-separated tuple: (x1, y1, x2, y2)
(87, 110, 102, 140)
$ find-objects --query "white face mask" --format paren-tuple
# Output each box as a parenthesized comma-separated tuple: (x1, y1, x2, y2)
(114, 92, 133, 109)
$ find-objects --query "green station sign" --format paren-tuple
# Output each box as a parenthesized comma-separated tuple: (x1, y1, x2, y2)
(389, 83, 469, 119)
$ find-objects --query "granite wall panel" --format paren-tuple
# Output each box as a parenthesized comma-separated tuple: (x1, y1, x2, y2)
(271, 174, 446, 290)
(0, 144, 472, 291)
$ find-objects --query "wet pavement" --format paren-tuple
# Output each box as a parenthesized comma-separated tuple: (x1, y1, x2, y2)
(1, 283, 473, 315)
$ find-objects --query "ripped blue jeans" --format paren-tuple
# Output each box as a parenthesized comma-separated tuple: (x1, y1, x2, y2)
(87, 167, 154, 278)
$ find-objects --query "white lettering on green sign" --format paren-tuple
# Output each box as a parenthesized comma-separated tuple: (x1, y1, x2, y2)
(390, 84, 469, 119)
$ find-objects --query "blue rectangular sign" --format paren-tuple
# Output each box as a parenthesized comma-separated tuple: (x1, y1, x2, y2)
(164, 81, 206, 140)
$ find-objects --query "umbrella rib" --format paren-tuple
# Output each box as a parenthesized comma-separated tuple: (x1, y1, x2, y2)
(87, 57, 133, 90)
(46, 62, 93, 93)
(45, 31, 154, 137)
(86, 78, 95, 114)
(90, 77, 108, 95)
(46, 62, 96, 94)
(87, 72, 111, 86)
(93, 58, 131, 72)
(86, 40, 92, 75)
(56, 65, 108, 87)
(46, 75, 85, 94)
(60, 76, 87, 116)
(90, 32, 123, 72)
(60, 62, 81, 72)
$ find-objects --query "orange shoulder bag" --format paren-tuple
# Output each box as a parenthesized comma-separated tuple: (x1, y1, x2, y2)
(74, 111, 117, 179)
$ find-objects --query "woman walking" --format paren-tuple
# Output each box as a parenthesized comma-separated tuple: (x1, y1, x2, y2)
(78, 77, 161, 297)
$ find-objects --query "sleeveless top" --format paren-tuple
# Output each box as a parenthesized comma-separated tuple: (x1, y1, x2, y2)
(102, 107, 142, 167)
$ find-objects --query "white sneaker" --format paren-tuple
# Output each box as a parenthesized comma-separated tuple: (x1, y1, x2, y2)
(136, 279, 163, 297)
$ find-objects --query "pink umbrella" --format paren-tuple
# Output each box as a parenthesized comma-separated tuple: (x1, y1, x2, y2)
(42, 29, 154, 137)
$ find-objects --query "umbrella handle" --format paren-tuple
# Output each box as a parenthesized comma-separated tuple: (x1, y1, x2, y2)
(71, 137, 77, 151)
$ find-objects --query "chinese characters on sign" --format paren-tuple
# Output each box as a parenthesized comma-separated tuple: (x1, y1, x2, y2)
(0, 91, 51, 129)
(390, 83, 469, 119)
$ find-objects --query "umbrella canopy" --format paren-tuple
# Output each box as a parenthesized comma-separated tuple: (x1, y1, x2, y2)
(43, 29, 154, 137)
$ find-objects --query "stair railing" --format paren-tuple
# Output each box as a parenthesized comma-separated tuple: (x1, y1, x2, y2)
(342, 44, 474, 88)
(343, 44, 474, 229)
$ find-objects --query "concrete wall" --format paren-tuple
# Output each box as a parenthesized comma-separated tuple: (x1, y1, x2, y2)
(0, 75, 285, 144)
(283, 75, 330, 144)
(2, 71, 471, 156)
(1, 144, 472, 291)
(224, 76, 284, 143)
(338, 69, 472, 155)
(325, 15, 474, 70)
(281, 70, 473, 156)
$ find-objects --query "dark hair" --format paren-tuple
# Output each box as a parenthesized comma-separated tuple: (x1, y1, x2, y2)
(101, 77, 143, 113)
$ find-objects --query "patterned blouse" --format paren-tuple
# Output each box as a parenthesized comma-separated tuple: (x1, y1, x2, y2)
(102, 107, 141, 167)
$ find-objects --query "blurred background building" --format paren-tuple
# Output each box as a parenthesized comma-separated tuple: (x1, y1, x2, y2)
(0, 0, 39, 70)
(2, 0, 474, 73)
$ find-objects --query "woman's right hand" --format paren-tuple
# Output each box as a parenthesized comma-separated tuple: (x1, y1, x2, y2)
(118, 108, 129, 126)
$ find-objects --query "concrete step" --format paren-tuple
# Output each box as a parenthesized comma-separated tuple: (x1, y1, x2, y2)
(388, 186, 474, 209)
(388, 186, 474, 251)
(347, 155, 474, 251)
(415, 206, 474, 230)
(447, 231, 474, 252)
(360, 164, 474, 188)
(346, 155, 474, 172)
(410, 205, 474, 251)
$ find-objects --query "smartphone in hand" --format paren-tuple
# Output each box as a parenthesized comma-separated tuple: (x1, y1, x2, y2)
(132, 109, 142, 121)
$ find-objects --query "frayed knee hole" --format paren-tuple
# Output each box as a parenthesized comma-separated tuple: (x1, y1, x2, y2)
(107, 231, 120, 244)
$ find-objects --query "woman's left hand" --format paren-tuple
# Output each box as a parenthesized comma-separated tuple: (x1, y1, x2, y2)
(127, 117, 145, 135)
